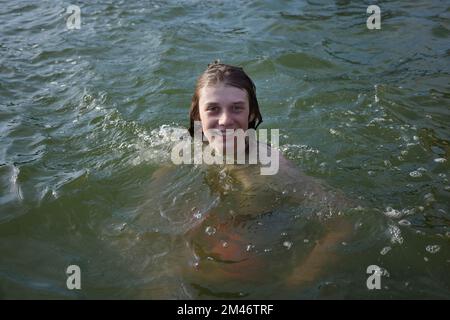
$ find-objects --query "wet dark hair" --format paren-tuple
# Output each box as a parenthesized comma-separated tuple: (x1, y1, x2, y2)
(188, 61, 263, 137)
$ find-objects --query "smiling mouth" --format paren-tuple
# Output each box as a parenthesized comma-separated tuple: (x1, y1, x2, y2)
(219, 129, 237, 136)
(208, 129, 239, 144)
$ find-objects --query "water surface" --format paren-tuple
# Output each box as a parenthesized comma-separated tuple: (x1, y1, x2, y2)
(0, 0, 449, 299)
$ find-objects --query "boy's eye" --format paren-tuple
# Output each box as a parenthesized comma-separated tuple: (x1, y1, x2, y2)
(233, 105, 244, 112)
(207, 106, 219, 112)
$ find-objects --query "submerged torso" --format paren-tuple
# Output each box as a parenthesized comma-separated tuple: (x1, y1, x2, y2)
(179, 157, 353, 291)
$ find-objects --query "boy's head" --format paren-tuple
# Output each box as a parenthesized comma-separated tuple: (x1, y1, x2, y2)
(189, 61, 263, 138)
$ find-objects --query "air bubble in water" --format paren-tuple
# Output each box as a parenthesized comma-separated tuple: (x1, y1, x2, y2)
(193, 211, 202, 219)
(409, 171, 422, 178)
(381, 268, 390, 277)
(388, 225, 404, 244)
(205, 226, 216, 236)
(246, 244, 255, 252)
(424, 193, 435, 203)
(398, 219, 411, 226)
(434, 158, 446, 163)
(380, 246, 392, 255)
(114, 222, 127, 232)
(425, 245, 440, 254)
(283, 241, 293, 250)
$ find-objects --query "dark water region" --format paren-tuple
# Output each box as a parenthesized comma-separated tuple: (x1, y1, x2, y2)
(0, 0, 449, 299)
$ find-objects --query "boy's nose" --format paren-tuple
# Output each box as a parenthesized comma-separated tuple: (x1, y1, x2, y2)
(218, 111, 233, 127)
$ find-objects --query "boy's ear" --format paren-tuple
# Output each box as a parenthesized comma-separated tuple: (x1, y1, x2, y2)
(249, 113, 255, 122)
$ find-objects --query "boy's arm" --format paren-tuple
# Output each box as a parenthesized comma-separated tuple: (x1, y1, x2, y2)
(277, 155, 355, 287)
(286, 216, 352, 286)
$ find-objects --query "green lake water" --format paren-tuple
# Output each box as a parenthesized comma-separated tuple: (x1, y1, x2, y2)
(0, 0, 449, 299)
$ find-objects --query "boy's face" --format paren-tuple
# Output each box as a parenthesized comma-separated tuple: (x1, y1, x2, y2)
(198, 84, 253, 152)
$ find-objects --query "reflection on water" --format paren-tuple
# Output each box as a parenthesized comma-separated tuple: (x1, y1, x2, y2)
(0, 0, 449, 299)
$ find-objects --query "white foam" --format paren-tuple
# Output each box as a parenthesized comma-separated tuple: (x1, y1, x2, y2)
(425, 245, 440, 254)
(409, 170, 422, 178)
(283, 241, 293, 250)
(133, 125, 190, 165)
(9, 165, 23, 201)
(384, 207, 404, 219)
(388, 225, 404, 244)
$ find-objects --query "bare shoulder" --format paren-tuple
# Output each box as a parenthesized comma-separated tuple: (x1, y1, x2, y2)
(265, 144, 356, 210)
